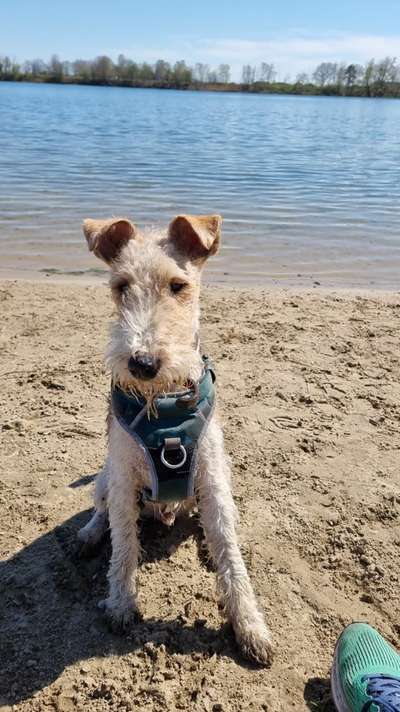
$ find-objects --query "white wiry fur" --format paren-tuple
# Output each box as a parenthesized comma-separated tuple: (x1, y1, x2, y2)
(77, 215, 273, 666)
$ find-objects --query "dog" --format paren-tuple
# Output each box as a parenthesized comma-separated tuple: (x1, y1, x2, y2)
(77, 214, 273, 666)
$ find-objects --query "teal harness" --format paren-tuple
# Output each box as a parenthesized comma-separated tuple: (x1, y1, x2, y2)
(111, 357, 216, 503)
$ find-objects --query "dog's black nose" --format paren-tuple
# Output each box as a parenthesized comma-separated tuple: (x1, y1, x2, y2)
(128, 352, 161, 380)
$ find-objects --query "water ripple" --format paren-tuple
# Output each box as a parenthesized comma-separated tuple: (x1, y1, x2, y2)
(1, 83, 400, 286)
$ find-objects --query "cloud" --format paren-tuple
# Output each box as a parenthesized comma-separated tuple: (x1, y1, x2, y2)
(111, 32, 400, 80)
(200, 34, 400, 78)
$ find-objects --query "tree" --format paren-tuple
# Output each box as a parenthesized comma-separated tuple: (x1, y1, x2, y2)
(259, 62, 276, 82)
(312, 62, 337, 86)
(116, 56, 140, 82)
(242, 65, 256, 84)
(91, 55, 115, 83)
(31, 58, 47, 77)
(344, 64, 357, 90)
(327, 63, 338, 84)
(72, 59, 92, 82)
(1, 55, 9, 77)
(62, 60, 71, 78)
(194, 63, 210, 82)
(116, 54, 129, 80)
(363, 59, 375, 96)
(313, 63, 328, 86)
(139, 62, 155, 81)
(335, 63, 347, 94)
(217, 64, 230, 83)
(154, 59, 171, 82)
(0, 55, 20, 80)
(295, 72, 309, 85)
(125, 61, 139, 81)
(373, 56, 398, 95)
(172, 60, 192, 84)
(49, 54, 63, 81)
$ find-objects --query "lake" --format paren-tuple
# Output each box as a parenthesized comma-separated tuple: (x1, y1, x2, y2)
(1, 81, 400, 287)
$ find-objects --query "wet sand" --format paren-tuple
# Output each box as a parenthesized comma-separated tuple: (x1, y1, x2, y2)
(2, 250, 400, 289)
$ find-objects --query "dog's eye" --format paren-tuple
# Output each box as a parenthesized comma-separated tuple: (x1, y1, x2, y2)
(170, 281, 186, 295)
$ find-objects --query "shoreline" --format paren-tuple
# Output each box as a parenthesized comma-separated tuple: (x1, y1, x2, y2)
(1, 269, 399, 294)
(2, 78, 400, 100)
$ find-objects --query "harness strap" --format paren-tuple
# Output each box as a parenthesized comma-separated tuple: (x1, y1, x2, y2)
(111, 358, 215, 503)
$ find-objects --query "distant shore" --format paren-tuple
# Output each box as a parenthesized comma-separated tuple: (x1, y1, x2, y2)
(2, 51, 399, 97)
(2, 76, 400, 99)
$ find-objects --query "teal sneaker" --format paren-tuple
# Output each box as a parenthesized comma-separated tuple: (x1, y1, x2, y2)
(331, 623, 400, 711)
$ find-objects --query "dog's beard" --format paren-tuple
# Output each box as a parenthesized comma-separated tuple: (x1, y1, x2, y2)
(109, 354, 203, 405)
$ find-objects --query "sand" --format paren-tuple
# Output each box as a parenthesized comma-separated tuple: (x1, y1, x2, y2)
(0, 279, 399, 712)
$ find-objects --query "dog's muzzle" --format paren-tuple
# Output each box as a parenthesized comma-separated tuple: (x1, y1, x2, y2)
(128, 352, 161, 380)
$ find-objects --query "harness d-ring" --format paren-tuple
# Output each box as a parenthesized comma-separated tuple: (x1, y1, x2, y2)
(160, 444, 187, 469)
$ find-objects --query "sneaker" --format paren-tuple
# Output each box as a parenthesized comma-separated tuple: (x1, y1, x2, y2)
(331, 623, 400, 711)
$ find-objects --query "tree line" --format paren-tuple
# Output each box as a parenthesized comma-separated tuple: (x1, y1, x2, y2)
(0, 53, 399, 97)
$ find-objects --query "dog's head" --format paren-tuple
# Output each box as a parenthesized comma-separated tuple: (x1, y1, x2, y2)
(83, 214, 221, 399)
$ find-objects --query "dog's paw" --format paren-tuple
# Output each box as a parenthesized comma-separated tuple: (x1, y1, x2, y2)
(237, 626, 274, 667)
(98, 597, 141, 633)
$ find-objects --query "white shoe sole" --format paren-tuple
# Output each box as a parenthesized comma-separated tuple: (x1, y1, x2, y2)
(330, 632, 352, 712)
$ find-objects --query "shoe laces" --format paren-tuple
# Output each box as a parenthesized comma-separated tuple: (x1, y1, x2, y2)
(361, 674, 400, 711)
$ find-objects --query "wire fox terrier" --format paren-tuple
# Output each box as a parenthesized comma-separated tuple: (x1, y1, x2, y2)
(77, 214, 273, 666)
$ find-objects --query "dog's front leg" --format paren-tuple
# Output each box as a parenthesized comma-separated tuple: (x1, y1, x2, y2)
(197, 419, 274, 666)
(77, 468, 109, 552)
(100, 422, 141, 630)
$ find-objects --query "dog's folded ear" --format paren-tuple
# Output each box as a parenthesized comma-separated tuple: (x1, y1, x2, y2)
(168, 214, 222, 263)
(83, 218, 136, 264)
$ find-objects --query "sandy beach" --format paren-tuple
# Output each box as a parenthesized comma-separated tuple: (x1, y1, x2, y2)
(1, 278, 399, 712)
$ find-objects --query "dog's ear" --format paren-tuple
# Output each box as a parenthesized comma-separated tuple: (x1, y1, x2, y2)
(83, 218, 136, 264)
(168, 214, 222, 263)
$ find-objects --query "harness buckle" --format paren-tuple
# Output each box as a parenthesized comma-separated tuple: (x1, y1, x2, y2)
(176, 381, 199, 410)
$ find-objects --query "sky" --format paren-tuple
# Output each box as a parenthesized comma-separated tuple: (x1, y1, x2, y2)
(1, 0, 400, 80)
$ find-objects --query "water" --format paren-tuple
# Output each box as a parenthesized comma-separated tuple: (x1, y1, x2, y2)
(1, 81, 400, 287)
